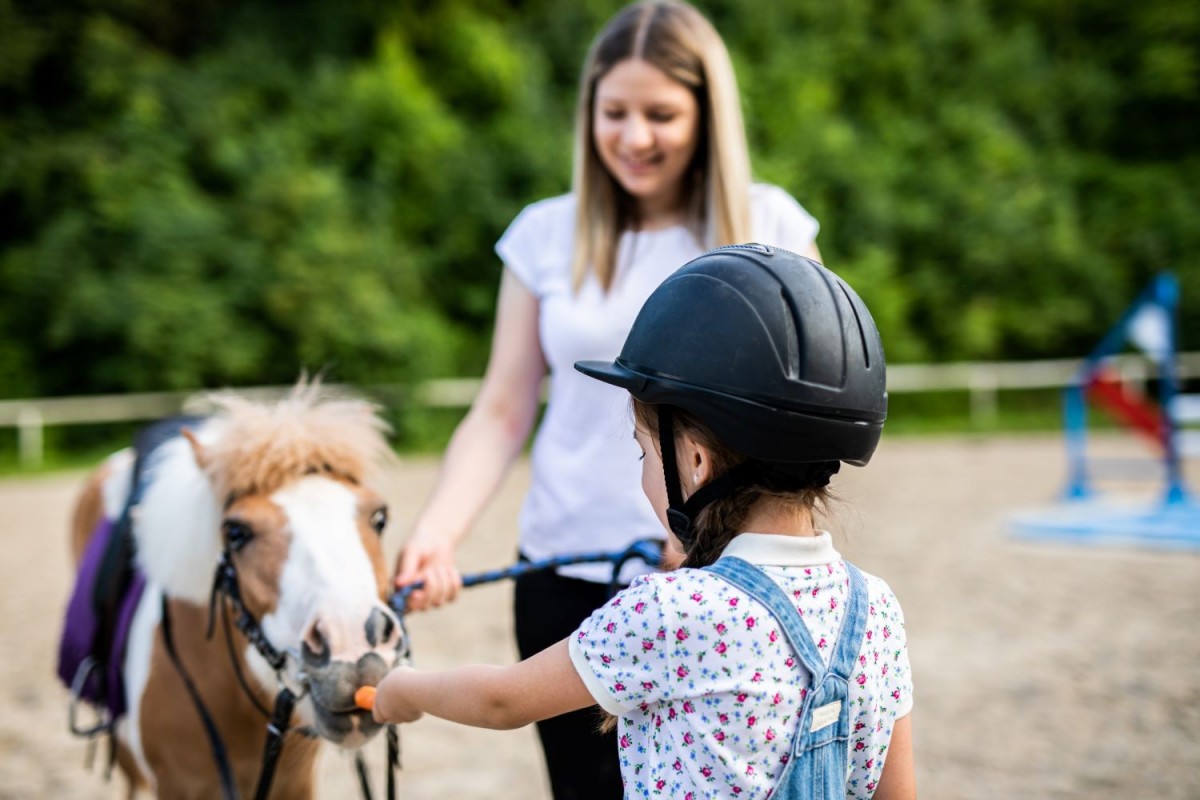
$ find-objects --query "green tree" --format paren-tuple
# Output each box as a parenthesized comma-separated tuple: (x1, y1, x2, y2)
(1, 0, 1197, 417)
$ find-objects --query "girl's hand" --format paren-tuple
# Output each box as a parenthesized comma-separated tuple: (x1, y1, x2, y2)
(372, 666, 425, 724)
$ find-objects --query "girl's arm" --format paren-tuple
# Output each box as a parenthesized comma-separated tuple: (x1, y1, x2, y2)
(394, 269, 548, 610)
(872, 712, 916, 800)
(373, 639, 594, 730)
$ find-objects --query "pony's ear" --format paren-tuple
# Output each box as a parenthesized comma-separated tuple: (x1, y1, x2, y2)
(180, 427, 210, 471)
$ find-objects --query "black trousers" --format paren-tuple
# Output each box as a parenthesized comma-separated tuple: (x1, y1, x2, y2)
(514, 566, 623, 800)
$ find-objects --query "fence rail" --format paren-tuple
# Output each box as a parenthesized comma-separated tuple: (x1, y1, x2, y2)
(3, 352, 1199, 467)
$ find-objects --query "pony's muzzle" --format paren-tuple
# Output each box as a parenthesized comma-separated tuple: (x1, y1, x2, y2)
(304, 648, 394, 745)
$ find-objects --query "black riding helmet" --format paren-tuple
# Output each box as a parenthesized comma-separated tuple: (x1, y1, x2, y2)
(575, 244, 887, 546)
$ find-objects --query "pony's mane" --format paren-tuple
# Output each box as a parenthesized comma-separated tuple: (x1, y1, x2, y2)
(199, 380, 395, 498)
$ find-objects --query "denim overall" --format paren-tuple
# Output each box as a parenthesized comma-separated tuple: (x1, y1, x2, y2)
(705, 556, 869, 800)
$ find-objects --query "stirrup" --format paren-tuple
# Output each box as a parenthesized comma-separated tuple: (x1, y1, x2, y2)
(68, 657, 114, 738)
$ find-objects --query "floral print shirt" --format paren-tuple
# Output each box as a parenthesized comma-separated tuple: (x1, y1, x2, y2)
(568, 532, 912, 799)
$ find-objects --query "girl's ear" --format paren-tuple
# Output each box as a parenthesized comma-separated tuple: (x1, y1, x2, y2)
(679, 434, 712, 496)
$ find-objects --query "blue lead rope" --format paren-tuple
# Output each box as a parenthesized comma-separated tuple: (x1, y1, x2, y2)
(389, 538, 665, 617)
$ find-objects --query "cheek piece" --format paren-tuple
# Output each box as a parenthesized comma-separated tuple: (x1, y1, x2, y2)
(657, 407, 840, 554)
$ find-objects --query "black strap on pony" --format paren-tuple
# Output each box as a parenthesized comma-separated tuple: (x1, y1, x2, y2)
(252, 687, 297, 800)
(160, 594, 239, 799)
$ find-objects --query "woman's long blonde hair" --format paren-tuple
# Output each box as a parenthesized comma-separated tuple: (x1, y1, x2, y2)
(571, 0, 752, 292)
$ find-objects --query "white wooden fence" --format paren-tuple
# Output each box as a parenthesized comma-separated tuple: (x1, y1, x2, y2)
(3, 352, 1198, 467)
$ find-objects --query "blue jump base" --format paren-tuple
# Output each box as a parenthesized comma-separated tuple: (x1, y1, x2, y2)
(1011, 495, 1200, 552)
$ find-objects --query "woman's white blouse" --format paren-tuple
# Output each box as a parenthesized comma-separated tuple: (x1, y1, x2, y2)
(496, 186, 820, 582)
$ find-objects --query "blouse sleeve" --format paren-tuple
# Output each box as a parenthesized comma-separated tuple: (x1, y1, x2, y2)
(751, 184, 820, 255)
(495, 203, 544, 295)
(568, 575, 675, 715)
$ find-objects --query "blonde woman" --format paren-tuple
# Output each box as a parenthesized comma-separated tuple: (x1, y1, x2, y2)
(395, 2, 823, 796)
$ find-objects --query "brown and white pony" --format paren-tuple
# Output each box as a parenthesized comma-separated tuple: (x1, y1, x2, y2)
(69, 383, 404, 798)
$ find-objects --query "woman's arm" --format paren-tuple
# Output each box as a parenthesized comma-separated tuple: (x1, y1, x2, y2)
(873, 712, 916, 800)
(373, 639, 594, 730)
(394, 269, 548, 610)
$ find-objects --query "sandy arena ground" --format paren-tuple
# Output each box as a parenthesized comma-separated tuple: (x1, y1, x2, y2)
(1, 434, 1198, 799)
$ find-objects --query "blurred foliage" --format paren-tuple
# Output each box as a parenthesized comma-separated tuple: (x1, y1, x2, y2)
(1, 0, 1198, 447)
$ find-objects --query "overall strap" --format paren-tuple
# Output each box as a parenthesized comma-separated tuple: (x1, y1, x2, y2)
(704, 558, 870, 682)
(825, 562, 870, 682)
(704, 557, 826, 678)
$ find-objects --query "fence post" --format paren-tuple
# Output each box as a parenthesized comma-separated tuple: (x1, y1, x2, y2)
(968, 368, 999, 426)
(16, 406, 44, 468)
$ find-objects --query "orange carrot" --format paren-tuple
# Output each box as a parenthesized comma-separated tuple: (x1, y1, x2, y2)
(354, 685, 377, 711)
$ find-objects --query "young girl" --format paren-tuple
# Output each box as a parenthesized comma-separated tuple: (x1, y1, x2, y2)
(394, 2, 823, 795)
(377, 245, 916, 799)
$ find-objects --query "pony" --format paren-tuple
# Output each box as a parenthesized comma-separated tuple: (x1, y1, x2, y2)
(61, 381, 405, 798)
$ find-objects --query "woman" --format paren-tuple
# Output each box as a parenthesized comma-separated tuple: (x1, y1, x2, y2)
(394, 3, 823, 796)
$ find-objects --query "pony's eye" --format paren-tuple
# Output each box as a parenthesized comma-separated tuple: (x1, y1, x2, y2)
(222, 520, 254, 551)
(369, 507, 388, 535)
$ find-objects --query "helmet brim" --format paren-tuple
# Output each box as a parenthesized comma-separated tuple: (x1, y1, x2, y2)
(574, 359, 648, 393)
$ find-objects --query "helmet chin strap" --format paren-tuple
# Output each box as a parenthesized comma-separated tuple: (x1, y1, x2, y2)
(657, 407, 760, 551)
(658, 406, 695, 546)
(657, 407, 842, 554)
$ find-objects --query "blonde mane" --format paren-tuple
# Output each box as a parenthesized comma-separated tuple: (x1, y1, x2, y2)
(199, 380, 395, 499)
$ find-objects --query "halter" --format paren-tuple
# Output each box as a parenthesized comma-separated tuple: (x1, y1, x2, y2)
(160, 543, 402, 800)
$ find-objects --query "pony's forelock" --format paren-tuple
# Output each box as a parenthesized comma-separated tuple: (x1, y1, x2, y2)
(199, 379, 395, 499)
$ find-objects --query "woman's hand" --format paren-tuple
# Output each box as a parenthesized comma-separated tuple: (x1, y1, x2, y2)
(393, 525, 464, 612)
(372, 667, 425, 724)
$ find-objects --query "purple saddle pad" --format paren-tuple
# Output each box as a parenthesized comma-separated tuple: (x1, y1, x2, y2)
(56, 516, 147, 721)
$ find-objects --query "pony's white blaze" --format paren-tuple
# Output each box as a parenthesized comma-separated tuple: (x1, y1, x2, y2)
(121, 583, 162, 787)
(135, 431, 222, 604)
(267, 476, 383, 662)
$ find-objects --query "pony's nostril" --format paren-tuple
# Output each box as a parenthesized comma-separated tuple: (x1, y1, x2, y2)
(302, 620, 331, 667)
(365, 606, 399, 649)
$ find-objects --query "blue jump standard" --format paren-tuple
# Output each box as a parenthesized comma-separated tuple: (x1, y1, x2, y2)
(1011, 493, 1200, 552)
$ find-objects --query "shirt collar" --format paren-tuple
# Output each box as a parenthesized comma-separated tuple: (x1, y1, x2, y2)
(719, 531, 841, 567)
